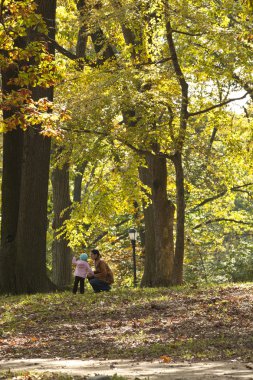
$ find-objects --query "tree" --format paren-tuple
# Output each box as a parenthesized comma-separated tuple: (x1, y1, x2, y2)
(48, 0, 252, 288)
(72, 0, 176, 286)
(0, 0, 58, 294)
(184, 108, 253, 283)
(50, 0, 105, 287)
(10, 0, 250, 290)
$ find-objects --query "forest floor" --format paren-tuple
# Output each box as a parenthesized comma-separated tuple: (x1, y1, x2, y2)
(0, 283, 253, 379)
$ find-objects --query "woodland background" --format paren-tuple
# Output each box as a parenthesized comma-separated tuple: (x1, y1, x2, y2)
(0, 0, 252, 294)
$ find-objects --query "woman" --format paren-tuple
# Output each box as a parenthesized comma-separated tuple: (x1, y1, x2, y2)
(88, 249, 113, 292)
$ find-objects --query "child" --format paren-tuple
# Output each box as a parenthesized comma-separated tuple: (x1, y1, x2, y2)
(72, 253, 93, 294)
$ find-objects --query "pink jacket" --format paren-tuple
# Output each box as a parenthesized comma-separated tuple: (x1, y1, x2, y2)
(72, 257, 93, 278)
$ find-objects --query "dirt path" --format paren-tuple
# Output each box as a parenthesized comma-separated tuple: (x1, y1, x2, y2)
(1, 359, 253, 379)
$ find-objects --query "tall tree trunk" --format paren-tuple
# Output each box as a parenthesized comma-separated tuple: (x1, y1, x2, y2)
(0, 36, 25, 293)
(148, 154, 175, 286)
(14, 126, 52, 293)
(76, 0, 88, 62)
(165, 15, 189, 285)
(140, 203, 156, 286)
(139, 154, 175, 287)
(172, 152, 185, 285)
(116, 8, 176, 286)
(0, 0, 57, 294)
(51, 158, 87, 287)
(139, 166, 156, 287)
(73, 162, 87, 202)
(52, 163, 72, 287)
(0, 129, 23, 293)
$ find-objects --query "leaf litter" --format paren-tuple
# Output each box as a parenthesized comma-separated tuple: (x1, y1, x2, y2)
(0, 284, 253, 363)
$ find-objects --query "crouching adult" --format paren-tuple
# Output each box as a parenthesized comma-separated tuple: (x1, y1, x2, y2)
(87, 249, 114, 292)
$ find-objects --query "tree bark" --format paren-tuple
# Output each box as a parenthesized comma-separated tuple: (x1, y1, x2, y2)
(172, 152, 185, 285)
(13, 0, 57, 293)
(148, 154, 175, 286)
(165, 16, 189, 285)
(0, 0, 57, 294)
(139, 166, 156, 287)
(0, 36, 25, 293)
(139, 154, 175, 287)
(73, 162, 87, 202)
(51, 163, 72, 287)
(0, 129, 23, 293)
(14, 126, 53, 293)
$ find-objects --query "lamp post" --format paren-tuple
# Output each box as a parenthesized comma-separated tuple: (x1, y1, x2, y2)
(129, 228, 138, 288)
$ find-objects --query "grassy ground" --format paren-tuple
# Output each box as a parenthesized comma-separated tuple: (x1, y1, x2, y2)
(0, 283, 253, 365)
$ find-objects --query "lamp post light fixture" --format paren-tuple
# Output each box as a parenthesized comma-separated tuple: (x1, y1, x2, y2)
(128, 228, 138, 288)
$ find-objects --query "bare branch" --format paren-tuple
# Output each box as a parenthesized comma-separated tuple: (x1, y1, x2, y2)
(164, 11, 189, 150)
(189, 93, 248, 117)
(209, 127, 218, 150)
(63, 127, 174, 159)
(233, 74, 253, 101)
(189, 183, 253, 213)
(134, 57, 172, 68)
(44, 35, 80, 61)
(171, 29, 204, 37)
(167, 104, 175, 142)
(193, 218, 253, 230)
(91, 218, 130, 245)
(63, 127, 151, 156)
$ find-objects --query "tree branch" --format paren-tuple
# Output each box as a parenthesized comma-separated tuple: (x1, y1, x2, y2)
(90, 218, 130, 245)
(209, 127, 218, 150)
(134, 57, 172, 68)
(233, 74, 253, 101)
(171, 29, 204, 37)
(41, 34, 79, 60)
(63, 127, 174, 159)
(189, 92, 248, 117)
(193, 218, 253, 230)
(189, 183, 253, 213)
(164, 12, 189, 151)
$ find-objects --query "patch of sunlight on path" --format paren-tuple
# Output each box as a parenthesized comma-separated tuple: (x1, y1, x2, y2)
(0, 359, 253, 379)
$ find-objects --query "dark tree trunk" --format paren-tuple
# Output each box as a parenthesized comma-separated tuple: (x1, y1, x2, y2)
(0, 0, 57, 294)
(0, 129, 23, 293)
(140, 203, 156, 286)
(76, 0, 88, 60)
(172, 152, 185, 285)
(14, 127, 52, 293)
(148, 154, 175, 286)
(139, 166, 156, 287)
(73, 162, 87, 202)
(0, 36, 25, 293)
(165, 18, 188, 285)
(14, 0, 57, 294)
(51, 163, 72, 287)
(1, 131, 23, 244)
(139, 154, 175, 287)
